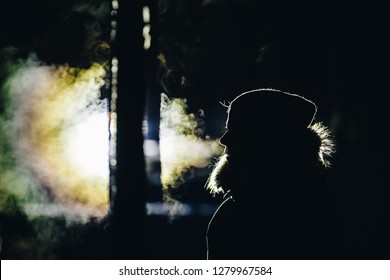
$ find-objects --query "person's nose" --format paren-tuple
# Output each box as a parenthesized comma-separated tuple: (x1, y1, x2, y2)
(219, 130, 228, 147)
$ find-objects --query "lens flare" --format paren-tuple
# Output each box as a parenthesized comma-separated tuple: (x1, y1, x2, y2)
(65, 108, 109, 180)
(0, 55, 110, 221)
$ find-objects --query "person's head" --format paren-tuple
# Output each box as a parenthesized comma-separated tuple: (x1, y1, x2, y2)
(206, 88, 334, 199)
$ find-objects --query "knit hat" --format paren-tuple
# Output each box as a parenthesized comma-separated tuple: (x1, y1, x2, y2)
(226, 88, 318, 132)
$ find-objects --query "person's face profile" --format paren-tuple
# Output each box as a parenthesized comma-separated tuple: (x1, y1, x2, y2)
(218, 129, 229, 149)
(218, 113, 248, 162)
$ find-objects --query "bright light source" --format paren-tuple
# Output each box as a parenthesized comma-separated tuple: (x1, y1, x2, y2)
(65, 110, 109, 179)
(142, 6, 150, 23)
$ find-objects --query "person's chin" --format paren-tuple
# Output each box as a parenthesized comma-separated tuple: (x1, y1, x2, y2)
(218, 160, 235, 190)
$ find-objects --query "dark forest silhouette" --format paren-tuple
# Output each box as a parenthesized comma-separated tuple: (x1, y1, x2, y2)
(0, 0, 389, 260)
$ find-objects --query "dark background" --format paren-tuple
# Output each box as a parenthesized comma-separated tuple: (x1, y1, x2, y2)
(1, 0, 389, 260)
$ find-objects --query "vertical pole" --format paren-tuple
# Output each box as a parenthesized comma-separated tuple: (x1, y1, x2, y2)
(110, 0, 147, 259)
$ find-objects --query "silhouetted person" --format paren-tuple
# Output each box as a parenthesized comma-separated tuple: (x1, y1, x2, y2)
(205, 88, 341, 260)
